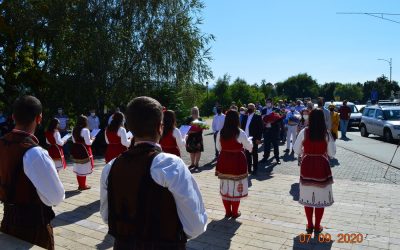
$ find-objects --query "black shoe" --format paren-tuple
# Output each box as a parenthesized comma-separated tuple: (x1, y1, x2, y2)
(277, 160, 281, 164)
(284, 149, 289, 153)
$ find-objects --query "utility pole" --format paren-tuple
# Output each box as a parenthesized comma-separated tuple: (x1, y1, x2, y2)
(378, 58, 392, 84)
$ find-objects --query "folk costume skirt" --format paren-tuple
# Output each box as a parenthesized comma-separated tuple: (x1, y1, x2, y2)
(298, 154, 334, 208)
(219, 178, 248, 201)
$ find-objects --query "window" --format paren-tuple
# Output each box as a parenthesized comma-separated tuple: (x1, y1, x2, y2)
(375, 109, 384, 119)
(367, 109, 376, 118)
(383, 110, 400, 121)
(363, 108, 369, 116)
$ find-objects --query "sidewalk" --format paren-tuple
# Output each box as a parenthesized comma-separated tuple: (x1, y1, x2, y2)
(1, 125, 400, 249)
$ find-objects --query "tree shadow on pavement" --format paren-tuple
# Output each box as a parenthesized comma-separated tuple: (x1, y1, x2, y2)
(289, 183, 300, 201)
(187, 219, 241, 249)
(292, 234, 333, 249)
(53, 200, 100, 227)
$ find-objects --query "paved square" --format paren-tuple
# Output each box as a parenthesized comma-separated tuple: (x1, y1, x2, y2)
(1, 126, 400, 249)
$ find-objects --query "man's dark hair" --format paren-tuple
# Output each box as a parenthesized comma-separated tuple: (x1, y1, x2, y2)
(13, 95, 42, 126)
(266, 98, 272, 103)
(126, 96, 163, 138)
(317, 97, 324, 107)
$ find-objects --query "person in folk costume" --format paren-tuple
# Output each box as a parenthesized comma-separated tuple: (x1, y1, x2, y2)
(159, 110, 185, 157)
(71, 115, 95, 191)
(293, 109, 336, 234)
(216, 110, 253, 218)
(0, 96, 64, 250)
(104, 111, 131, 163)
(185, 106, 204, 170)
(45, 118, 68, 172)
(100, 96, 207, 249)
(328, 103, 340, 140)
(297, 109, 310, 134)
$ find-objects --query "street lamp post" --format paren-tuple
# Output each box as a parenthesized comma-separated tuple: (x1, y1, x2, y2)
(377, 58, 392, 83)
(206, 81, 209, 101)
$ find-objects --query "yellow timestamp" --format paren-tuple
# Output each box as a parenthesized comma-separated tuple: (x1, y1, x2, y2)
(299, 233, 364, 244)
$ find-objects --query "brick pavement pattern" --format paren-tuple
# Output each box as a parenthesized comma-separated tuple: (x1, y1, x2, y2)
(1, 123, 400, 249)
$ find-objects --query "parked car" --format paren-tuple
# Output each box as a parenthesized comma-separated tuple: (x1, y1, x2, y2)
(359, 106, 400, 142)
(324, 102, 361, 127)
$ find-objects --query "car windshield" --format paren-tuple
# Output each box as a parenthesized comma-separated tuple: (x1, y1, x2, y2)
(383, 110, 400, 120)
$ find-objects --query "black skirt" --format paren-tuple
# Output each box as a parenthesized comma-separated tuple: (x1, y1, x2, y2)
(186, 131, 204, 153)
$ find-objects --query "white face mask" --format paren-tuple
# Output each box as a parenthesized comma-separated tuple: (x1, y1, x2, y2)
(240, 111, 245, 115)
(91, 113, 95, 117)
(303, 115, 309, 120)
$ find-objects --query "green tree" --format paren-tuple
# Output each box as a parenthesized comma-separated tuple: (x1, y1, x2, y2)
(213, 74, 231, 108)
(362, 76, 400, 102)
(334, 84, 363, 102)
(276, 73, 319, 101)
(319, 82, 341, 101)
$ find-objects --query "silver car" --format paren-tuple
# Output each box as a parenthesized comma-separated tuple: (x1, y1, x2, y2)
(359, 106, 400, 142)
(324, 102, 361, 127)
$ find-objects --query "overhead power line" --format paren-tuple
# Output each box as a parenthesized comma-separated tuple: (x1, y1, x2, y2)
(337, 12, 400, 25)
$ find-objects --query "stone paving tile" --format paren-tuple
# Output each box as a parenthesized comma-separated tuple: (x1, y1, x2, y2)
(1, 125, 399, 249)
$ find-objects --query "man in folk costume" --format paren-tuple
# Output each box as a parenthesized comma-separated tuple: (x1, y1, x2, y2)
(0, 96, 65, 249)
(100, 96, 207, 249)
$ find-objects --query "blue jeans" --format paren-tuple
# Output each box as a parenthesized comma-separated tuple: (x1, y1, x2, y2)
(340, 119, 349, 138)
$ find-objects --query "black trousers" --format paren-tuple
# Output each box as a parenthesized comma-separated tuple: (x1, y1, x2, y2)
(245, 142, 259, 172)
(213, 132, 219, 156)
(263, 130, 280, 161)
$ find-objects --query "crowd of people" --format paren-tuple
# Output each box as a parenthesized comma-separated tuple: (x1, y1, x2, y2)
(0, 94, 351, 249)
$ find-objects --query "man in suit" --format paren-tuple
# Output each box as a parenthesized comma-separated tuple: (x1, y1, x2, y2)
(241, 103, 263, 174)
(261, 98, 282, 164)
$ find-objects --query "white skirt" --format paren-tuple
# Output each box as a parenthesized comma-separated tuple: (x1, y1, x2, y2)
(299, 183, 334, 208)
(73, 162, 93, 176)
(54, 160, 64, 171)
(220, 178, 248, 201)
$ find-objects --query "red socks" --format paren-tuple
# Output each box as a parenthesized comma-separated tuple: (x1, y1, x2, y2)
(315, 208, 324, 229)
(77, 175, 86, 188)
(222, 199, 241, 217)
(304, 206, 314, 228)
(222, 199, 232, 216)
(231, 201, 240, 217)
(304, 206, 325, 229)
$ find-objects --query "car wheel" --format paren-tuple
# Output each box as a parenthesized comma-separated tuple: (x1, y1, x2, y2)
(384, 129, 393, 143)
(360, 125, 369, 137)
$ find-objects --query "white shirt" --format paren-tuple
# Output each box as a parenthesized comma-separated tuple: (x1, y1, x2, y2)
(172, 127, 186, 153)
(105, 127, 131, 148)
(244, 113, 254, 137)
(107, 115, 113, 125)
(45, 131, 66, 146)
(72, 128, 94, 145)
(216, 129, 253, 152)
(88, 116, 100, 131)
(293, 128, 336, 157)
(100, 150, 208, 239)
(212, 114, 225, 132)
(23, 147, 65, 206)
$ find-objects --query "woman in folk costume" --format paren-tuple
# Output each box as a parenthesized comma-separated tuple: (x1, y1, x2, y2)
(293, 109, 336, 234)
(71, 115, 95, 190)
(159, 110, 185, 157)
(216, 110, 253, 218)
(105, 111, 131, 163)
(185, 107, 205, 170)
(45, 118, 67, 172)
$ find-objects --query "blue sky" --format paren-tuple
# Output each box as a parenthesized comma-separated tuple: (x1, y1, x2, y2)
(201, 0, 400, 85)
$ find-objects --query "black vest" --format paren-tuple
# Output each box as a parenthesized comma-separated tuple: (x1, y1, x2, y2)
(0, 132, 55, 227)
(107, 143, 187, 248)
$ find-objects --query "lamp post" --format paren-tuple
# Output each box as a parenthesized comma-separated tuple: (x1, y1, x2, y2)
(377, 58, 392, 83)
(206, 81, 209, 101)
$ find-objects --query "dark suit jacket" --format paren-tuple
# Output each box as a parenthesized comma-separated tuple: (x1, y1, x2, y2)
(241, 114, 263, 141)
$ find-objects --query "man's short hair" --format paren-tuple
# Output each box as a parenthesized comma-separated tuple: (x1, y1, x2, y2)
(13, 95, 42, 126)
(126, 96, 163, 138)
(266, 98, 272, 103)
